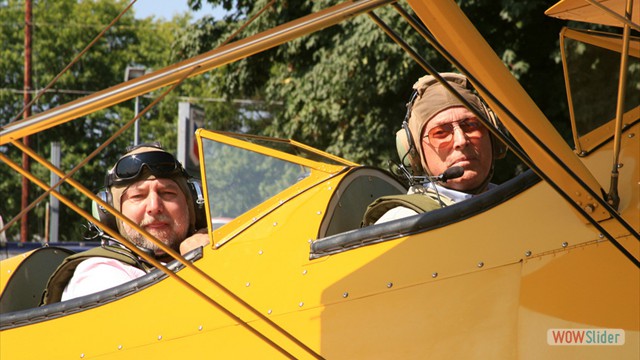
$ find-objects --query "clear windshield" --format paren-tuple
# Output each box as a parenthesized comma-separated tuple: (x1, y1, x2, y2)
(201, 137, 311, 221)
(219, 132, 347, 165)
(564, 32, 640, 137)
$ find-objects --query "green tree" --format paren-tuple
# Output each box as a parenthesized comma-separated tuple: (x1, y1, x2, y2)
(179, 0, 570, 185)
(0, 0, 196, 242)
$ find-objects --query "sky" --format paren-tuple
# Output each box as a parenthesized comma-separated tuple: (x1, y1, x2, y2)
(132, 0, 226, 21)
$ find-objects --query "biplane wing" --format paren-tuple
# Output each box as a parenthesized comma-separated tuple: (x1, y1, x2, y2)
(0, 0, 638, 359)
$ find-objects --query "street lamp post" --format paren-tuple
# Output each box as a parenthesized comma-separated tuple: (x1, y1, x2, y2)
(124, 66, 147, 146)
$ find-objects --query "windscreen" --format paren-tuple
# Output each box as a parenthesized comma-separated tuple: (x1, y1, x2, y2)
(564, 33, 640, 137)
(201, 137, 311, 225)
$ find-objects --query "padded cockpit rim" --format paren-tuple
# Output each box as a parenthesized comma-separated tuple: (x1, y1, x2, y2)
(310, 169, 540, 258)
(0, 246, 203, 330)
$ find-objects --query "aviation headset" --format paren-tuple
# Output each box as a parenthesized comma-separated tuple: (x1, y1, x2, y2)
(91, 143, 207, 235)
(395, 73, 507, 178)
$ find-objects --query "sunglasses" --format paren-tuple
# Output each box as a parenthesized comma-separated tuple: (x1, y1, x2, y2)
(106, 151, 187, 186)
(423, 118, 485, 149)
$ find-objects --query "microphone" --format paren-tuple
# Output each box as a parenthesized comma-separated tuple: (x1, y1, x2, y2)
(434, 166, 464, 183)
(410, 165, 464, 185)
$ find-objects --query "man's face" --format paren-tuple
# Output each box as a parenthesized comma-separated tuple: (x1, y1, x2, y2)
(119, 178, 189, 256)
(421, 106, 493, 192)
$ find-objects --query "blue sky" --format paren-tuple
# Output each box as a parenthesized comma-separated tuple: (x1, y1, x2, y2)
(132, 0, 226, 21)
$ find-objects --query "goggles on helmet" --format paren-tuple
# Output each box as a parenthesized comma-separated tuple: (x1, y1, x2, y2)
(106, 151, 188, 186)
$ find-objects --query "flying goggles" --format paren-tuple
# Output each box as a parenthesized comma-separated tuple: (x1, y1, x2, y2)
(105, 151, 188, 186)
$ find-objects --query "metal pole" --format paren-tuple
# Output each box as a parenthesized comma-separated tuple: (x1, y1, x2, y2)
(21, 0, 33, 243)
(49, 141, 60, 243)
(1, 0, 393, 144)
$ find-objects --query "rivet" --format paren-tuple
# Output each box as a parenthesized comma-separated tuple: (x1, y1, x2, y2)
(246, 282, 250, 287)
(268, 309, 272, 314)
(386, 282, 393, 288)
(342, 292, 349, 298)
(118, 345, 123, 350)
(198, 325, 203, 331)
(258, 250, 263, 255)
(302, 269, 308, 275)
(252, 217, 257, 222)
(617, 163, 623, 169)
(273, 222, 278, 227)
(525, 251, 532, 257)
(584, 204, 594, 213)
(316, 211, 322, 215)
(562, 242, 568, 248)
(598, 233, 604, 239)
(6, 270, 11, 274)
(477, 262, 484, 268)
(432, 272, 438, 278)
(328, 186, 332, 190)
(279, 200, 284, 204)
(308, 239, 313, 243)
(299, 302, 304, 307)
(628, 133, 635, 138)
(158, 335, 162, 340)
(80, 354, 85, 359)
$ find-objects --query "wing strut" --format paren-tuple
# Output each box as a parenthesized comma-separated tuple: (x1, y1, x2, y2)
(367, 3, 639, 267)
(607, 0, 636, 210)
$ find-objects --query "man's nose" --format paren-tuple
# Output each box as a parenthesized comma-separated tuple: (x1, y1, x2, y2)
(145, 191, 164, 214)
(451, 124, 469, 148)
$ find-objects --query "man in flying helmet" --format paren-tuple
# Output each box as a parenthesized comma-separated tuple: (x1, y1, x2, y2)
(363, 72, 507, 225)
(43, 143, 209, 304)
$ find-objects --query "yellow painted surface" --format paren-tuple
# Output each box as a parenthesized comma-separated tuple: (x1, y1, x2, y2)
(1, 1, 639, 359)
(3, 171, 637, 359)
(0, 250, 34, 292)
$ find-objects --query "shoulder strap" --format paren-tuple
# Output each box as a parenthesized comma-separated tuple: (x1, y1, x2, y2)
(41, 245, 151, 305)
(361, 193, 444, 227)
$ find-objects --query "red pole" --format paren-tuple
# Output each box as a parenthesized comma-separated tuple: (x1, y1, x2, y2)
(21, 0, 32, 243)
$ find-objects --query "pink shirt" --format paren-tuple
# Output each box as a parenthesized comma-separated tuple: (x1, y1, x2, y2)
(60, 257, 146, 301)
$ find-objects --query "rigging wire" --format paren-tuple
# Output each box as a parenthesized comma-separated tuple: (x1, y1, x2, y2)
(3, 1, 326, 357)
(218, 0, 276, 48)
(367, 4, 639, 267)
(9, 0, 140, 124)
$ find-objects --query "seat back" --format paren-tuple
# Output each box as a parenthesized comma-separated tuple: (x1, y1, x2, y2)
(319, 167, 407, 238)
(0, 247, 74, 313)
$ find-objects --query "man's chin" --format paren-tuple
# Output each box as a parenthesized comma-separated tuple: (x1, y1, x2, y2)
(447, 175, 482, 191)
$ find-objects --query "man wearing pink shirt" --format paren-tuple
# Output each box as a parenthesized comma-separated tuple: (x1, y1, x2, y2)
(43, 143, 209, 303)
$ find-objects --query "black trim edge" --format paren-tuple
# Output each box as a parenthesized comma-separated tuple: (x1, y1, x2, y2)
(0, 247, 203, 330)
(310, 169, 540, 258)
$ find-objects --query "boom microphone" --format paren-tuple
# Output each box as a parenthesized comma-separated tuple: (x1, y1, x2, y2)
(433, 166, 464, 182)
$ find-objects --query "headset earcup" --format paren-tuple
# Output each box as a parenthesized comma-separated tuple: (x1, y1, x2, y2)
(188, 178, 207, 230)
(396, 123, 424, 175)
(92, 189, 118, 232)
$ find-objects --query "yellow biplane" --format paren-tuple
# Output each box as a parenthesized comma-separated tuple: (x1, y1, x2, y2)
(0, 0, 638, 359)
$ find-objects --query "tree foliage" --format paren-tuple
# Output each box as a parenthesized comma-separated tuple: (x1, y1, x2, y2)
(179, 0, 570, 185)
(0, 0, 205, 242)
(2, 0, 582, 242)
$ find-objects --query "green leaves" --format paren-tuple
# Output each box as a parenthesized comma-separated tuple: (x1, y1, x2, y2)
(1, 0, 185, 242)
